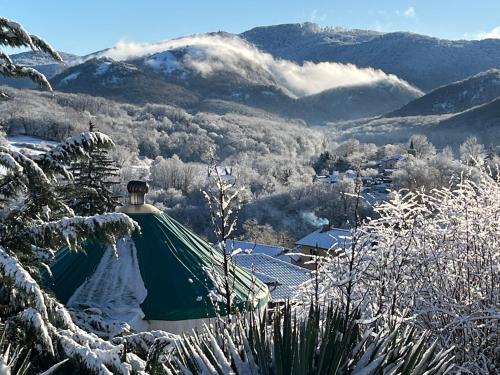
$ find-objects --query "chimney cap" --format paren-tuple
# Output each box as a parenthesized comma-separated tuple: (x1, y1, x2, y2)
(127, 180, 149, 195)
(118, 180, 158, 213)
(320, 224, 332, 233)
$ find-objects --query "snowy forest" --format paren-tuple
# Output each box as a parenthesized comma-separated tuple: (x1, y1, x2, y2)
(0, 14, 499, 375)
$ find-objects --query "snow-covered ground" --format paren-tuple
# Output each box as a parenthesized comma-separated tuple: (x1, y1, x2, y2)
(1, 135, 57, 175)
(7, 135, 57, 155)
(145, 51, 183, 74)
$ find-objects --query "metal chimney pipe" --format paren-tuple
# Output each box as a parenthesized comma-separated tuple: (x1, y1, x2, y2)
(127, 180, 149, 205)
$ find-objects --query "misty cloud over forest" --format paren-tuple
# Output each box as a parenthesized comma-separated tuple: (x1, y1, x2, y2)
(99, 34, 421, 97)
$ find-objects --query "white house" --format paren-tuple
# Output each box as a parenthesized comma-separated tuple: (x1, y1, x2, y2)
(379, 154, 406, 173)
(316, 170, 359, 184)
(294, 226, 353, 269)
(316, 173, 339, 184)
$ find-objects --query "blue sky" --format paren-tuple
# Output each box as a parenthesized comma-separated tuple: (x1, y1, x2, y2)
(3, 1, 500, 55)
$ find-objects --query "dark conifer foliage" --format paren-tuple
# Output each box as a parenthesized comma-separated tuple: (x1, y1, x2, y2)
(66, 121, 121, 215)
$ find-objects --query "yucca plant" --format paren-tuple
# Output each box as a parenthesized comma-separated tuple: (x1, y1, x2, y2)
(162, 303, 454, 374)
(0, 326, 31, 375)
(0, 325, 70, 375)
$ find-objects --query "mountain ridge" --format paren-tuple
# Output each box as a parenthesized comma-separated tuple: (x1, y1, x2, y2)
(2, 22, 499, 128)
(8, 22, 500, 94)
(47, 32, 422, 124)
(387, 69, 500, 117)
(241, 23, 500, 91)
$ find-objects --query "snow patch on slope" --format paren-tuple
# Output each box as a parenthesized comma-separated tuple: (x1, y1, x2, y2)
(60, 71, 80, 84)
(68, 239, 148, 332)
(95, 61, 112, 76)
(144, 51, 182, 74)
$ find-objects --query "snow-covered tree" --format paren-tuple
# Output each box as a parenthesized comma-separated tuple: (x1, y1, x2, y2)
(409, 134, 436, 159)
(203, 156, 243, 316)
(65, 121, 121, 215)
(0, 17, 62, 93)
(0, 134, 144, 373)
(301, 166, 499, 373)
(392, 148, 463, 191)
(312, 150, 335, 174)
(392, 156, 441, 190)
(150, 155, 201, 194)
(460, 136, 486, 166)
(241, 218, 294, 248)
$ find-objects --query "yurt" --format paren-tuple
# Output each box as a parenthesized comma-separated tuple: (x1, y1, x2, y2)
(44, 181, 269, 334)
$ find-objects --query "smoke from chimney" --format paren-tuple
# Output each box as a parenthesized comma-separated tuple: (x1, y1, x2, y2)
(301, 212, 329, 227)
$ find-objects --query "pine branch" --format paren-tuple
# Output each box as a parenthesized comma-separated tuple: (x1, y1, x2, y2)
(0, 17, 63, 91)
(29, 34, 63, 62)
(0, 18, 35, 49)
(0, 62, 52, 90)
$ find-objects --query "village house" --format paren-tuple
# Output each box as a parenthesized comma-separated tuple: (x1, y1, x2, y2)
(294, 226, 353, 269)
(315, 169, 360, 184)
(315, 173, 340, 184)
(378, 154, 406, 174)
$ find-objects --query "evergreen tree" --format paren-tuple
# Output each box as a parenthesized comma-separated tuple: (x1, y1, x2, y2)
(0, 133, 139, 373)
(0, 17, 152, 374)
(66, 121, 121, 215)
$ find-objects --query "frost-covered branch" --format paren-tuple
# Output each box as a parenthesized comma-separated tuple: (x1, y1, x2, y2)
(34, 131, 115, 180)
(29, 213, 139, 253)
(0, 17, 62, 91)
(302, 166, 499, 373)
(203, 157, 244, 317)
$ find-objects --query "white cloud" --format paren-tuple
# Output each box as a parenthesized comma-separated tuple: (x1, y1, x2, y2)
(403, 6, 416, 18)
(310, 9, 327, 23)
(98, 34, 421, 98)
(373, 20, 385, 32)
(375, 6, 416, 29)
(476, 26, 500, 40)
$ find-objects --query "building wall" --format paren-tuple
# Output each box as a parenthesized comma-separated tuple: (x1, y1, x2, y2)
(293, 245, 329, 270)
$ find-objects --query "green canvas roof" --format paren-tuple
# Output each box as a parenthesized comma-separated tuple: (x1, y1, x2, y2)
(44, 210, 269, 321)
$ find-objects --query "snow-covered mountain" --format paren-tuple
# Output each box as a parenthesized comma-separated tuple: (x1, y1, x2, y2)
(437, 97, 500, 132)
(241, 22, 382, 55)
(10, 51, 82, 72)
(5, 23, 500, 95)
(387, 70, 500, 117)
(51, 58, 199, 107)
(0, 51, 81, 88)
(4, 23, 500, 126)
(329, 95, 500, 150)
(241, 23, 500, 91)
(293, 80, 422, 122)
(48, 33, 421, 123)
